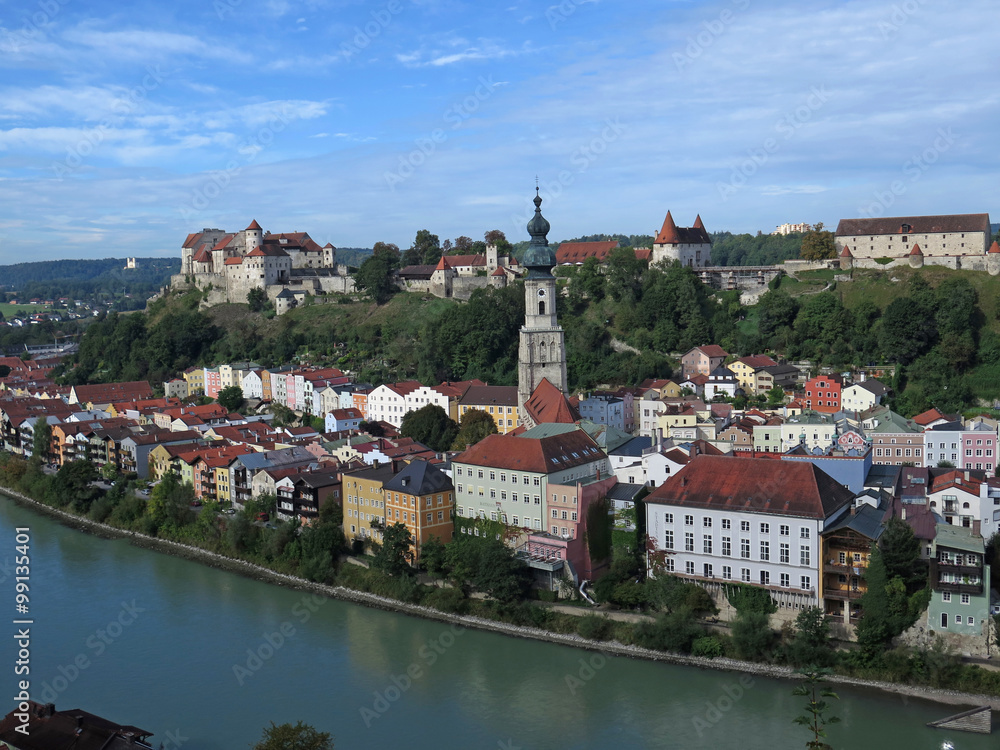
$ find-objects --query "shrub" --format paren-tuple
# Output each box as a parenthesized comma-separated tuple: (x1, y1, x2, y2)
(424, 586, 468, 614)
(577, 615, 613, 641)
(691, 635, 725, 659)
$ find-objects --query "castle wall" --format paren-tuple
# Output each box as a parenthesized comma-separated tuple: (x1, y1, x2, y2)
(652, 242, 711, 268)
(836, 230, 988, 258)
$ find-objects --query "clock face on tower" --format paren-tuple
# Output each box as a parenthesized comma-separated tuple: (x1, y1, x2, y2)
(538, 289, 546, 297)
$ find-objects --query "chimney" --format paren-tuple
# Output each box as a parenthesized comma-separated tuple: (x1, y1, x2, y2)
(973, 520, 981, 537)
(596, 468, 601, 481)
(964, 470, 970, 481)
(372, 459, 379, 469)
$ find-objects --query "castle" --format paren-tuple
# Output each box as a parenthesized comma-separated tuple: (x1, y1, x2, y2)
(397, 244, 521, 300)
(172, 220, 354, 309)
(651, 210, 712, 268)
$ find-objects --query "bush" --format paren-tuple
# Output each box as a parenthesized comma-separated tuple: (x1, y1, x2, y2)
(633, 610, 703, 653)
(731, 610, 774, 660)
(691, 635, 725, 659)
(577, 614, 613, 641)
(424, 586, 468, 614)
(88, 497, 116, 523)
(536, 589, 558, 603)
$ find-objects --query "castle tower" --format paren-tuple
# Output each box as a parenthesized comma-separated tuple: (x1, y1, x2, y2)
(485, 243, 499, 272)
(518, 189, 567, 424)
(245, 219, 263, 255)
(651, 210, 712, 268)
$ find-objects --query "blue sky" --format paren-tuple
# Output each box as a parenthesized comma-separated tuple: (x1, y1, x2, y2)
(0, 0, 996, 260)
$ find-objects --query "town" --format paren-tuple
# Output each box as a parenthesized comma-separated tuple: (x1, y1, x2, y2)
(2, 197, 999, 666)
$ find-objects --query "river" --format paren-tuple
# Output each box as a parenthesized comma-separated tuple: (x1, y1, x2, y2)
(0, 496, 992, 749)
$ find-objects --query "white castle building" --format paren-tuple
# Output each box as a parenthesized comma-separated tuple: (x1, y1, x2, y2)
(174, 220, 353, 309)
(651, 211, 712, 268)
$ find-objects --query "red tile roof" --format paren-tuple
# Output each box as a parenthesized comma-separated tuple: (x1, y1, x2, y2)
(736, 355, 778, 369)
(555, 240, 619, 265)
(694, 345, 728, 358)
(908, 243, 922, 256)
(647, 455, 854, 519)
(523, 378, 579, 425)
(655, 211, 712, 245)
(247, 219, 262, 230)
(183, 232, 203, 248)
(453, 429, 602, 473)
(990, 241, 1000, 254)
(444, 254, 486, 267)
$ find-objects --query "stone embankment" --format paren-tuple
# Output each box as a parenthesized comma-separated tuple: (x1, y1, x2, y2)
(4, 487, 1000, 712)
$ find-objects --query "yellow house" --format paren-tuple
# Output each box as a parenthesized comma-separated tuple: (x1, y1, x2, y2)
(183, 368, 205, 396)
(458, 385, 520, 435)
(656, 406, 697, 438)
(215, 464, 232, 504)
(727, 355, 777, 394)
(342, 462, 397, 546)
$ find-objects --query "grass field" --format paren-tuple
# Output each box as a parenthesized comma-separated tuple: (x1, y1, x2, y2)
(0, 303, 49, 318)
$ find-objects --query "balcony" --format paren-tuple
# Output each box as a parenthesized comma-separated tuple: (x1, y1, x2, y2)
(823, 588, 864, 601)
(823, 562, 865, 575)
(936, 581, 983, 595)
(935, 561, 982, 578)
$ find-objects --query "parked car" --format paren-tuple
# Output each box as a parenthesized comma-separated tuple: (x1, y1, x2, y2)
(190, 500, 202, 507)
(223, 508, 237, 515)
(256, 512, 269, 522)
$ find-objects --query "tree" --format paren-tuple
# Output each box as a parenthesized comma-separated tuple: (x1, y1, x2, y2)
(452, 236, 473, 253)
(399, 404, 458, 452)
(786, 607, 835, 667)
(605, 245, 644, 303)
(484, 229, 512, 255)
(358, 420, 385, 438)
(247, 287, 268, 312)
(878, 296, 936, 365)
(792, 668, 840, 750)
(405, 229, 441, 266)
(355, 245, 400, 304)
(373, 522, 414, 576)
(879, 516, 925, 591)
(799, 223, 836, 261)
(147, 471, 196, 529)
(450, 408, 498, 450)
(31, 419, 52, 464)
(731, 609, 774, 660)
(217, 385, 245, 412)
(52, 460, 100, 511)
(252, 721, 333, 750)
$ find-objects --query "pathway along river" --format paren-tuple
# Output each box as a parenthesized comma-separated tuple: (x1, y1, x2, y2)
(0, 497, 992, 749)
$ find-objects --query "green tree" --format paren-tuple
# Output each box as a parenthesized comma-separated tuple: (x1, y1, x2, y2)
(605, 245, 644, 303)
(147, 471, 196, 529)
(405, 229, 441, 266)
(792, 668, 840, 750)
(878, 296, 936, 365)
(31, 419, 52, 464)
(420, 535, 447, 575)
(799, 223, 836, 261)
(575, 256, 605, 301)
(247, 287, 268, 312)
(757, 289, 799, 339)
(450, 408, 498, 450)
(399, 404, 458, 452)
(52, 460, 100, 511)
(218, 385, 245, 412)
(879, 516, 925, 591)
(355, 245, 400, 304)
(484, 229, 513, 255)
(252, 721, 333, 750)
(731, 609, 774, 660)
(786, 607, 835, 667)
(451, 236, 473, 253)
(373, 522, 414, 576)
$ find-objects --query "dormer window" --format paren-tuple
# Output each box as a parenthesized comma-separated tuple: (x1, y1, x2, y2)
(901, 223, 911, 233)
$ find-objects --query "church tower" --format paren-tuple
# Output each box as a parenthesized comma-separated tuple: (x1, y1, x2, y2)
(518, 189, 567, 425)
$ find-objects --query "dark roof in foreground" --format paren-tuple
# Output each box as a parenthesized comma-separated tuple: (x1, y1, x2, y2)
(647, 454, 854, 519)
(0, 702, 153, 750)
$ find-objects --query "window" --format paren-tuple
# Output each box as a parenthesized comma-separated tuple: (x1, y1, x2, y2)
(741, 520, 750, 532)
(780, 543, 789, 564)
(685, 532, 694, 552)
(741, 568, 751, 582)
(704, 563, 714, 578)
(703, 517, 712, 528)
(941, 612, 948, 628)
(760, 571, 770, 585)
(703, 536, 713, 554)
(685, 515, 694, 526)
(489, 471, 496, 481)
(512, 493, 518, 503)
(740, 539, 750, 558)
(800, 576, 811, 590)
(780, 525, 789, 536)
(686, 561, 695, 575)
(800, 546, 810, 566)
(800, 527, 810, 539)
(760, 541, 770, 561)
(478, 469, 484, 479)
(722, 519, 731, 530)
(722, 538, 731, 556)
(500, 473, 506, 482)
(961, 593, 971, 605)
(664, 531, 674, 549)
(760, 523, 770, 534)
(722, 566, 732, 580)
(426, 513, 432, 523)
(664, 558, 674, 572)
(780, 573, 789, 587)
(551, 509, 558, 519)
(552, 525, 558, 534)
(457, 484, 463, 494)
(534, 496, 541, 505)
(665, 513, 674, 524)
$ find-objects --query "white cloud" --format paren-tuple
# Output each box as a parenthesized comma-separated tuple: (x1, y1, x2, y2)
(62, 25, 254, 64)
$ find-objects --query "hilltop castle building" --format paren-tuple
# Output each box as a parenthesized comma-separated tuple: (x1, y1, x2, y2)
(651, 211, 712, 268)
(173, 220, 353, 309)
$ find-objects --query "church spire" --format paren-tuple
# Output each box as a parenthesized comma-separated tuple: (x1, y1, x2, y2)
(522, 188, 556, 278)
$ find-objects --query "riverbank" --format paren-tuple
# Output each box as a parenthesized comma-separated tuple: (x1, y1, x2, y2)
(4, 487, 999, 714)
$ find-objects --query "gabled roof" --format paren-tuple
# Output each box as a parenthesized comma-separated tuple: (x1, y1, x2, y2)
(444, 253, 486, 267)
(835, 214, 991, 237)
(688, 344, 728, 358)
(734, 354, 778, 370)
(435, 255, 451, 271)
(647, 454, 854, 520)
(555, 240, 619, 264)
(383, 459, 452, 495)
(192, 247, 212, 263)
(853, 379, 889, 397)
(453, 429, 604, 473)
(523, 378, 579, 425)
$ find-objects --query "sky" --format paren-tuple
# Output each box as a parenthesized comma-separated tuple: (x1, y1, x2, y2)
(0, 0, 997, 261)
